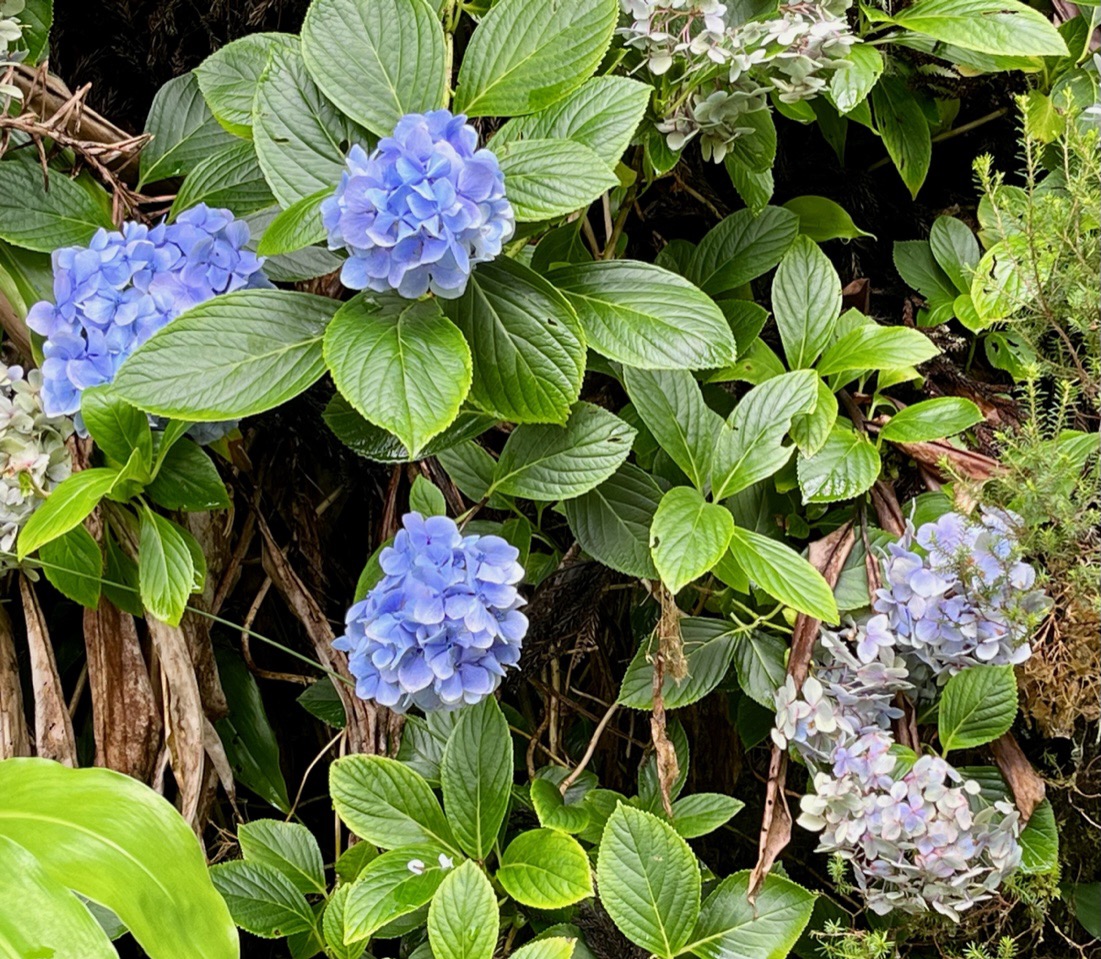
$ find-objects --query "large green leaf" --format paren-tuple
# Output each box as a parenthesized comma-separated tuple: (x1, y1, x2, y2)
(210, 859, 314, 939)
(732, 630, 788, 708)
(138, 508, 195, 626)
(427, 861, 499, 959)
(147, 440, 231, 512)
(238, 820, 325, 896)
(496, 139, 619, 221)
(253, 44, 363, 207)
(494, 76, 651, 168)
(816, 325, 939, 376)
(441, 257, 584, 423)
(688, 206, 799, 295)
(170, 140, 274, 217)
(796, 424, 881, 504)
(324, 295, 471, 458)
(728, 526, 839, 623)
(441, 698, 513, 860)
(596, 805, 700, 959)
(618, 618, 738, 709)
(547, 261, 736, 370)
(195, 33, 299, 137)
(80, 384, 153, 472)
(1019, 800, 1058, 874)
(491, 402, 635, 500)
(114, 289, 335, 420)
(343, 845, 449, 943)
(650, 487, 735, 594)
(40, 525, 103, 609)
(0, 834, 116, 959)
(622, 368, 722, 491)
(871, 77, 931, 200)
(301, 0, 446, 136)
(329, 754, 458, 853)
(711, 370, 819, 500)
(455, 0, 617, 117)
(789, 378, 838, 457)
(783, 195, 875, 243)
(140, 72, 236, 187)
(0, 158, 113, 252)
(497, 829, 594, 909)
(889, 0, 1067, 56)
(938, 665, 1018, 753)
(771, 235, 842, 369)
(684, 870, 815, 959)
(670, 794, 744, 840)
(12, 0, 52, 64)
(879, 397, 983, 443)
(563, 463, 663, 579)
(830, 43, 884, 114)
(17, 467, 119, 560)
(928, 216, 981, 293)
(0, 758, 238, 959)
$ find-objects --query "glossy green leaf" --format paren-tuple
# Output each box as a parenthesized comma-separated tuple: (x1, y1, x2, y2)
(790, 379, 838, 457)
(689, 206, 800, 295)
(939, 665, 1018, 752)
(81, 384, 153, 472)
(138, 508, 194, 626)
(40, 525, 102, 609)
(301, 0, 446, 136)
(0, 158, 113, 252)
(496, 139, 619, 221)
(409, 475, 447, 517)
(17, 467, 118, 559)
(139, 72, 236, 187)
(511, 939, 578, 959)
(871, 77, 931, 199)
(325, 295, 471, 458)
(427, 860, 499, 959)
(195, 32, 299, 137)
(728, 525, 839, 623)
(888, 0, 1068, 56)
(816, 325, 939, 376)
(650, 487, 735, 594)
(929, 216, 981, 293)
(879, 397, 984, 443)
(344, 845, 449, 943)
(170, 140, 274, 217)
(670, 793, 744, 840)
(147, 440, 230, 512)
(321, 885, 367, 959)
(732, 630, 788, 708)
(830, 42, 883, 113)
(771, 235, 842, 369)
(797, 424, 881, 504)
(1019, 800, 1058, 874)
(618, 618, 738, 709)
(783, 195, 874, 242)
(239, 820, 326, 896)
(893, 239, 957, 301)
(114, 289, 335, 420)
(530, 778, 591, 834)
(497, 829, 593, 909)
(257, 189, 330, 256)
(455, 0, 617, 117)
(210, 859, 315, 939)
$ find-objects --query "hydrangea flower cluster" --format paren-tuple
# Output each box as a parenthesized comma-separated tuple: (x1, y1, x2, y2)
(334, 512, 527, 712)
(620, 0, 855, 160)
(26, 204, 269, 419)
(0, 364, 73, 566)
(773, 620, 1023, 920)
(322, 111, 514, 299)
(874, 508, 1049, 680)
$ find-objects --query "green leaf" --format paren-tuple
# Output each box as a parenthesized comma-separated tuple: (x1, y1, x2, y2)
(689, 206, 799, 296)
(344, 845, 449, 943)
(321, 885, 367, 959)
(711, 370, 819, 500)
(830, 43, 884, 114)
(724, 155, 775, 215)
(455, 0, 617, 117)
(103, 533, 143, 616)
(496, 139, 619, 221)
(245, 205, 343, 282)
(893, 239, 957, 302)
(427, 860, 499, 959)
(214, 647, 291, 812)
(618, 618, 738, 709)
(879, 397, 984, 443)
(301, 0, 446, 137)
(622, 368, 722, 491)
(771, 235, 842, 369)
(1072, 882, 1101, 940)
(297, 677, 347, 729)
(563, 463, 663, 579)
(0, 758, 238, 959)
(547, 261, 736, 370)
(257, 188, 330, 256)
(138, 508, 195, 626)
(783, 195, 874, 242)
(80, 385, 153, 472)
(170, 140, 274, 217)
(253, 43, 364, 207)
(147, 439, 230, 512)
(670, 794, 744, 840)
(511, 939, 578, 959)
(494, 76, 651, 168)
(437, 441, 500, 503)
(0, 158, 113, 252)
(797, 424, 881, 504)
(728, 526, 839, 623)
(17, 467, 119, 559)
(210, 859, 315, 938)
(929, 216, 980, 294)
(530, 778, 591, 834)
(1019, 800, 1058, 874)
(40, 525, 103, 609)
(139, 72, 236, 187)
(938, 664, 1018, 752)
(491, 402, 635, 500)
(440, 256, 584, 423)
(650, 487, 735, 594)
(684, 870, 815, 959)
(12, 0, 52, 65)
(324, 393, 494, 464)
(497, 828, 593, 909)
(239, 820, 326, 896)
(732, 630, 788, 708)
(330, 754, 457, 853)
(596, 805, 700, 959)
(816, 325, 939, 376)
(114, 289, 334, 420)
(441, 698, 513, 860)
(195, 32, 298, 137)
(324, 295, 472, 458)
(0, 834, 117, 959)
(871, 77, 931, 199)
(888, 0, 1068, 56)
(409, 475, 447, 517)
(790, 379, 838, 457)
(719, 300, 770, 359)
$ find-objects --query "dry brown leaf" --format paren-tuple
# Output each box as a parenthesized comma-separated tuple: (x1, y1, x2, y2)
(991, 732, 1046, 822)
(0, 603, 31, 760)
(871, 480, 906, 537)
(20, 575, 77, 765)
(891, 440, 1004, 481)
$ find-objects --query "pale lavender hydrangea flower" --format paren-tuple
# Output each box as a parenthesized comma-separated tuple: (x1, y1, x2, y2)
(322, 110, 514, 299)
(334, 512, 527, 712)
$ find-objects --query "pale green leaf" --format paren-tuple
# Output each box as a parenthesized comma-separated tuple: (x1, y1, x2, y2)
(497, 829, 594, 909)
(797, 424, 881, 504)
(879, 397, 983, 443)
(728, 526, 839, 622)
(496, 139, 619, 221)
(939, 665, 1018, 752)
(427, 861, 499, 959)
(195, 33, 299, 137)
(650, 487, 735, 594)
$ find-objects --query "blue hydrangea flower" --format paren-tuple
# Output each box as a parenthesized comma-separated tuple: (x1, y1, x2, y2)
(874, 508, 1050, 679)
(321, 110, 514, 299)
(26, 204, 269, 419)
(334, 512, 527, 712)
